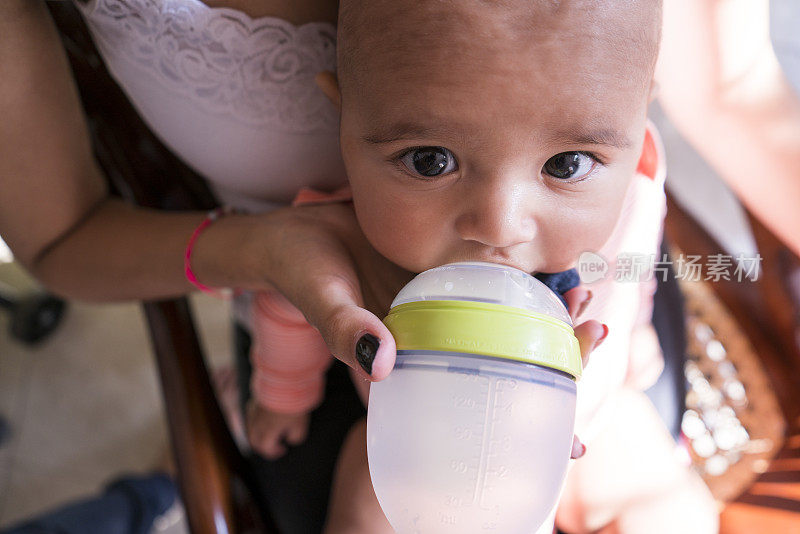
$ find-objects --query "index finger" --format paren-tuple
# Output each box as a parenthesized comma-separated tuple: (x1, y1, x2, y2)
(263, 208, 397, 381)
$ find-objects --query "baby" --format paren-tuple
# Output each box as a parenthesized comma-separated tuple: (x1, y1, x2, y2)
(246, 0, 719, 532)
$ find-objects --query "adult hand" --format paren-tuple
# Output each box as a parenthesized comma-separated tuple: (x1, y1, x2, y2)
(564, 287, 609, 459)
(249, 202, 607, 461)
(253, 202, 415, 382)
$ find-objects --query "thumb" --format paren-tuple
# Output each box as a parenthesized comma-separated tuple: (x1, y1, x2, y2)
(299, 275, 397, 382)
(261, 205, 399, 382)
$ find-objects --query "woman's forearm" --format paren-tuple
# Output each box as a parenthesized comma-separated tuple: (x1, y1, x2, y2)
(29, 197, 282, 302)
(663, 74, 800, 258)
(659, 56, 800, 257)
(657, 0, 800, 257)
(30, 198, 204, 301)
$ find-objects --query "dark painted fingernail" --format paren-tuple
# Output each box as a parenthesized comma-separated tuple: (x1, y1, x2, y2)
(356, 333, 380, 376)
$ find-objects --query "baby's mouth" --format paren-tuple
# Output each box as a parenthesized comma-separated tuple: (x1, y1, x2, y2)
(442, 243, 540, 274)
(445, 254, 536, 275)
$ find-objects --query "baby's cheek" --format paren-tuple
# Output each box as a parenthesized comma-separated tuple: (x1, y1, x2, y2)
(537, 234, 586, 271)
(354, 201, 433, 270)
(579, 218, 618, 254)
(353, 179, 458, 271)
(539, 212, 615, 270)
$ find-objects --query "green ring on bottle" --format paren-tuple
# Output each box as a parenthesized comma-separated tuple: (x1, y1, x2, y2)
(383, 300, 582, 380)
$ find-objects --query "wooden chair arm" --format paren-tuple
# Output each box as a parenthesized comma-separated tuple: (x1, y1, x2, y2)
(143, 299, 276, 533)
(143, 299, 243, 532)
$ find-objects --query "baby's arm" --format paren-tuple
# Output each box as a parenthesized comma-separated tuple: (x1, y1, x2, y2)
(245, 185, 352, 459)
(247, 288, 333, 459)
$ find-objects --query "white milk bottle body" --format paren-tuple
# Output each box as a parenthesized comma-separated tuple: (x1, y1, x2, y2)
(368, 352, 576, 533)
(367, 262, 582, 534)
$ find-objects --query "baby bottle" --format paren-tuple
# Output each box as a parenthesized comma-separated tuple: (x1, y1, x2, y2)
(367, 261, 582, 534)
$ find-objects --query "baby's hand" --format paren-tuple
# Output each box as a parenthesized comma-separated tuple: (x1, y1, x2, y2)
(563, 286, 609, 460)
(246, 400, 310, 460)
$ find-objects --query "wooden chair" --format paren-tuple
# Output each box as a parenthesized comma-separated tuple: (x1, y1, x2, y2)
(46, 3, 276, 532)
(664, 197, 800, 532)
(48, 2, 800, 532)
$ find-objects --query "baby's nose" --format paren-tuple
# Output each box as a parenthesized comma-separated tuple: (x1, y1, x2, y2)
(454, 183, 537, 249)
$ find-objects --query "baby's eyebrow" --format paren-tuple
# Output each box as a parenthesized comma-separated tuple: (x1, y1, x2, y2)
(362, 122, 634, 150)
(362, 122, 453, 145)
(552, 128, 634, 150)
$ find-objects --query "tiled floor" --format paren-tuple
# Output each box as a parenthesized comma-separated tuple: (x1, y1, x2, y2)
(0, 261, 232, 532)
(0, 107, 756, 532)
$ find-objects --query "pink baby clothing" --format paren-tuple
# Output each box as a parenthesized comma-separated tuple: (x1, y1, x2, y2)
(249, 289, 333, 413)
(574, 122, 668, 443)
(249, 185, 353, 414)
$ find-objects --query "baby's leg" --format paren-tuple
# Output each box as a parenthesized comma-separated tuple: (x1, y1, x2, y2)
(556, 388, 719, 534)
(323, 417, 394, 534)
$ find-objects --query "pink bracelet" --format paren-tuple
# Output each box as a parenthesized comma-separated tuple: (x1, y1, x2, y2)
(184, 206, 237, 297)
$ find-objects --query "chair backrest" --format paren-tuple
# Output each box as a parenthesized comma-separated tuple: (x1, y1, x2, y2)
(46, 3, 278, 532)
(664, 194, 800, 529)
(665, 196, 800, 420)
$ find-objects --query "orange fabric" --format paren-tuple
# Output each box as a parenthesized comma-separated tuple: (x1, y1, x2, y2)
(636, 128, 658, 181)
(291, 184, 352, 206)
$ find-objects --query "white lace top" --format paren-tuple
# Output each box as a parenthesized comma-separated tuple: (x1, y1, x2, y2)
(74, 0, 346, 213)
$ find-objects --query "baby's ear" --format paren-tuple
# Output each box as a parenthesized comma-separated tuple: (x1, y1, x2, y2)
(647, 79, 660, 104)
(315, 71, 341, 111)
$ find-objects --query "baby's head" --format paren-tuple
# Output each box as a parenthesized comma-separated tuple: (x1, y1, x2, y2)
(323, 0, 662, 275)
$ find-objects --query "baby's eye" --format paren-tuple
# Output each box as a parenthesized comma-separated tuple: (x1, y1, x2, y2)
(542, 152, 598, 181)
(399, 147, 458, 178)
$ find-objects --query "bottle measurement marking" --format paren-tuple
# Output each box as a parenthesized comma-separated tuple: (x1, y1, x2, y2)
(447, 373, 510, 526)
(473, 377, 495, 507)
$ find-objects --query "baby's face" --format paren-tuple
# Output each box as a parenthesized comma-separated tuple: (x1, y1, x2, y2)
(336, 0, 660, 275)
